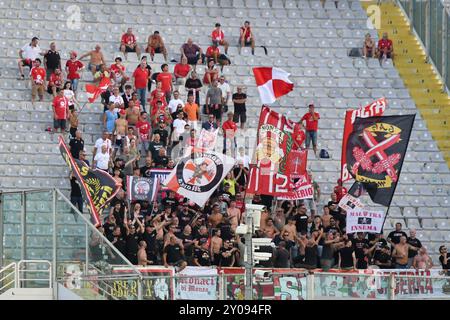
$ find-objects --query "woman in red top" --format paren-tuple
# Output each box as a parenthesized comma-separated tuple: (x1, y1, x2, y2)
(239, 21, 255, 55)
(149, 81, 167, 116)
(203, 59, 219, 86)
(47, 68, 64, 97)
(65, 51, 84, 94)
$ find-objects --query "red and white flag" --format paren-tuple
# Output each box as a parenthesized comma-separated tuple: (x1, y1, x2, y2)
(252, 67, 294, 104)
(85, 77, 111, 103)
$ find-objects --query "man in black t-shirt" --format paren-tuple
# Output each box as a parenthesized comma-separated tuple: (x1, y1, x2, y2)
(193, 239, 212, 266)
(439, 246, 450, 272)
(140, 156, 153, 178)
(124, 221, 143, 265)
(387, 222, 408, 247)
(324, 217, 341, 235)
(352, 232, 370, 269)
(373, 245, 393, 269)
(70, 175, 83, 214)
(406, 229, 422, 267)
(148, 134, 164, 159)
(292, 205, 309, 235)
(69, 130, 84, 158)
(163, 191, 178, 212)
(163, 236, 187, 270)
(153, 122, 169, 147)
(154, 148, 169, 168)
(338, 240, 356, 270)
(232, 86, 247, 130)
(111, 226, 127, 263)
(219, 240, 237, 267)
(328, 193, 346, 230)
(44, 42, 61, 80)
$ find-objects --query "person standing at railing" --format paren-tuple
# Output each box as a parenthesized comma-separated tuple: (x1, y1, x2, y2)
(439, 245, 450, 275)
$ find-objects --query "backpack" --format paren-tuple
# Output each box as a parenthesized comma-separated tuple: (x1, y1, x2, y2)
(320, 149, 330, 159)
(348, 47, 362, 57)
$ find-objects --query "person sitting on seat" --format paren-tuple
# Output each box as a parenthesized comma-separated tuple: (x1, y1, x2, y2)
(146, 31, 168, 62)
(206, 41, 231, 71)
(210, 23, 229, 55)
(180, 38, 205, 65)
(362, 33, 375, 58)
(120, 27, 141, 60)
(376, 32, 394, 61)
(239, 21, 255, 55)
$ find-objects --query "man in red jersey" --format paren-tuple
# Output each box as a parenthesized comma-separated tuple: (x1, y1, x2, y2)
(333, 179, 348, 202)
(65, 51, 84, 95)
(239, 21, 255, 55)
(222, 111, 238, 157)
(30, 58, 46, 103)
(52, 89, 70, 133)
(120, 27, 141, 60)
(377, 32, 394, 61)
(133, 60, 150, 112)
(211, 23, 229, 54)
(300, 103, 320, 157)
(156, 63, 173, 102)
(136, 112, 151, 156)
(47, 68, 64, 97)
(174, 56, 192, 86)
(206, 41, 231, 69)
(110, 56, 129, 91)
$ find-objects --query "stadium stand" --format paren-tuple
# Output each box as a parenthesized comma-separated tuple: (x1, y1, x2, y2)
(0, 0, 449, 266)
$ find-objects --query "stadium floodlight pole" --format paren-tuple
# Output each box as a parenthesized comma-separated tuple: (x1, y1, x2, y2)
(244, 211, 253, 300)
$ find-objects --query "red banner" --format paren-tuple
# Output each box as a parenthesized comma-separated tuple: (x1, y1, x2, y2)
(341, 98, 387, 182)
(247, 106, 305, 197)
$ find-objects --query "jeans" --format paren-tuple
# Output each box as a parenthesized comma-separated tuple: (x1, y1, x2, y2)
(305, 130, 318, 148)
(137, 88, 147, 112)
(70, 196, 82, 222)
(71, 79, 79, 92)
(223, 137, 237, 157)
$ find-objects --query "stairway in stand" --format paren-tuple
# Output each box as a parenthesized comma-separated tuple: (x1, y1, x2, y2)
(361, 0, 450, 166)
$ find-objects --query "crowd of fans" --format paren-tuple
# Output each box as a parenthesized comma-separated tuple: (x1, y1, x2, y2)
(16, 20, 449, 273)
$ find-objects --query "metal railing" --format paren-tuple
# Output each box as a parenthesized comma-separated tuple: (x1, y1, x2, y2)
(0, 262, 17, 295)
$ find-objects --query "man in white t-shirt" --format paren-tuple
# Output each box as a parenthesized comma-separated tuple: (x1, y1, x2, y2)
(218, 76, 231, 111)
(236, 147, 250, 168)
(93, 131, 112, 163)
(172, 112, 187, 138)
(168, 90, 184, 115)
(18, 37, 44, 80)
(93, 145, 110, 171)
(108, 87, 125, 110)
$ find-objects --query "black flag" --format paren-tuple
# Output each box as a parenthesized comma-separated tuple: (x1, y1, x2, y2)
(346, 115, 415, 207)
(59, 136, 120, 226)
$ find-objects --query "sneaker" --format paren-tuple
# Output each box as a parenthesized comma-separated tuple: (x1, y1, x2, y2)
(17, 74, 25, 80)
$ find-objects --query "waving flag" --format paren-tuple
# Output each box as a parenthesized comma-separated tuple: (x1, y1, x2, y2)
(58, 136, 120, 227)
(85, 77, 111, 103)
(345, 115, 415, 207)
(341, 98, 387, 182)
(252, 67, 293, 104)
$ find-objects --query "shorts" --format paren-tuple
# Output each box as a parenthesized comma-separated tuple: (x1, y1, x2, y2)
(54, 119, 67, 130)
(217, 54, 231, 65)
(305, 130, 318, 148)
(209, 104, 222, 120)
(121, 45, 136, 53)
(115, 136, 123, 148)
(168, 259, 185, 267)
(233, 110, 246, 123)
(217, 39, 227, 46)
(147, 46, 164, 54)
(88, 63, 101, 72)
(21, 59, 32, 68)
(31, 83, 44, 97)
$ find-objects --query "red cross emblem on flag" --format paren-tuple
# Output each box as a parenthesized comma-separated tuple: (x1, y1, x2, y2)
(351, 129, 401, 182)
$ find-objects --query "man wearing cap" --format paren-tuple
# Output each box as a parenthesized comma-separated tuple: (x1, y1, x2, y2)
(222, 111, 238, 157)
(18, 37, 44, 80)
(300, 103, 320, 157)
(65, 51, 84, 94)
(120, 27, 141, 60)
(146, 31, 168, 62)
(30, 58, 46, 103)
(110, 57, 129, 91)
(211, 23, 229, 54)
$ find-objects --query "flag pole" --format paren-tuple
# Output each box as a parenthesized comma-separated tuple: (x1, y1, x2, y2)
(78, 101, 89, 114)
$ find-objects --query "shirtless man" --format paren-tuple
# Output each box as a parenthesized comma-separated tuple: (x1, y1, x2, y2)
(208, 204, 223, 228)
(413, 247, 433, 270)
(210, 229, 223, 265)
(79, 44, 106, 75)
(263, 218, 279, 239)
(392, 236, 410, 269)
(227, 201, 240, 231)
(146, 31, 168, 62)
(114, 110, 128, 153)
(137, 241, 152, 265)
(321, 205, 332, 229)
(126, 100, 140, 126)
(281, 218, 297, 242)
(259, 207, 270, 232)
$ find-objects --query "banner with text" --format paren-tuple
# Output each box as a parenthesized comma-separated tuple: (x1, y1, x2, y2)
(346, 208, 385, 234)
(175, 267, 218, 300)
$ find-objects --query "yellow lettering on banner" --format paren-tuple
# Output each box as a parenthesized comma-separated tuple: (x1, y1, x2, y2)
(367, 123, 401, 138)
(80, 166, 89, 176)
(356, 174, 392, 188)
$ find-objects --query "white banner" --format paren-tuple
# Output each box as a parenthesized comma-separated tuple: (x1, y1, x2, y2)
(338, 193, 365, 211)
(163, 147, 235, 207)
(175, 267, 218, 300)
(196, 128, 219, 150)
(278, 174, 314, 200)
(346, 208, 385, 234)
